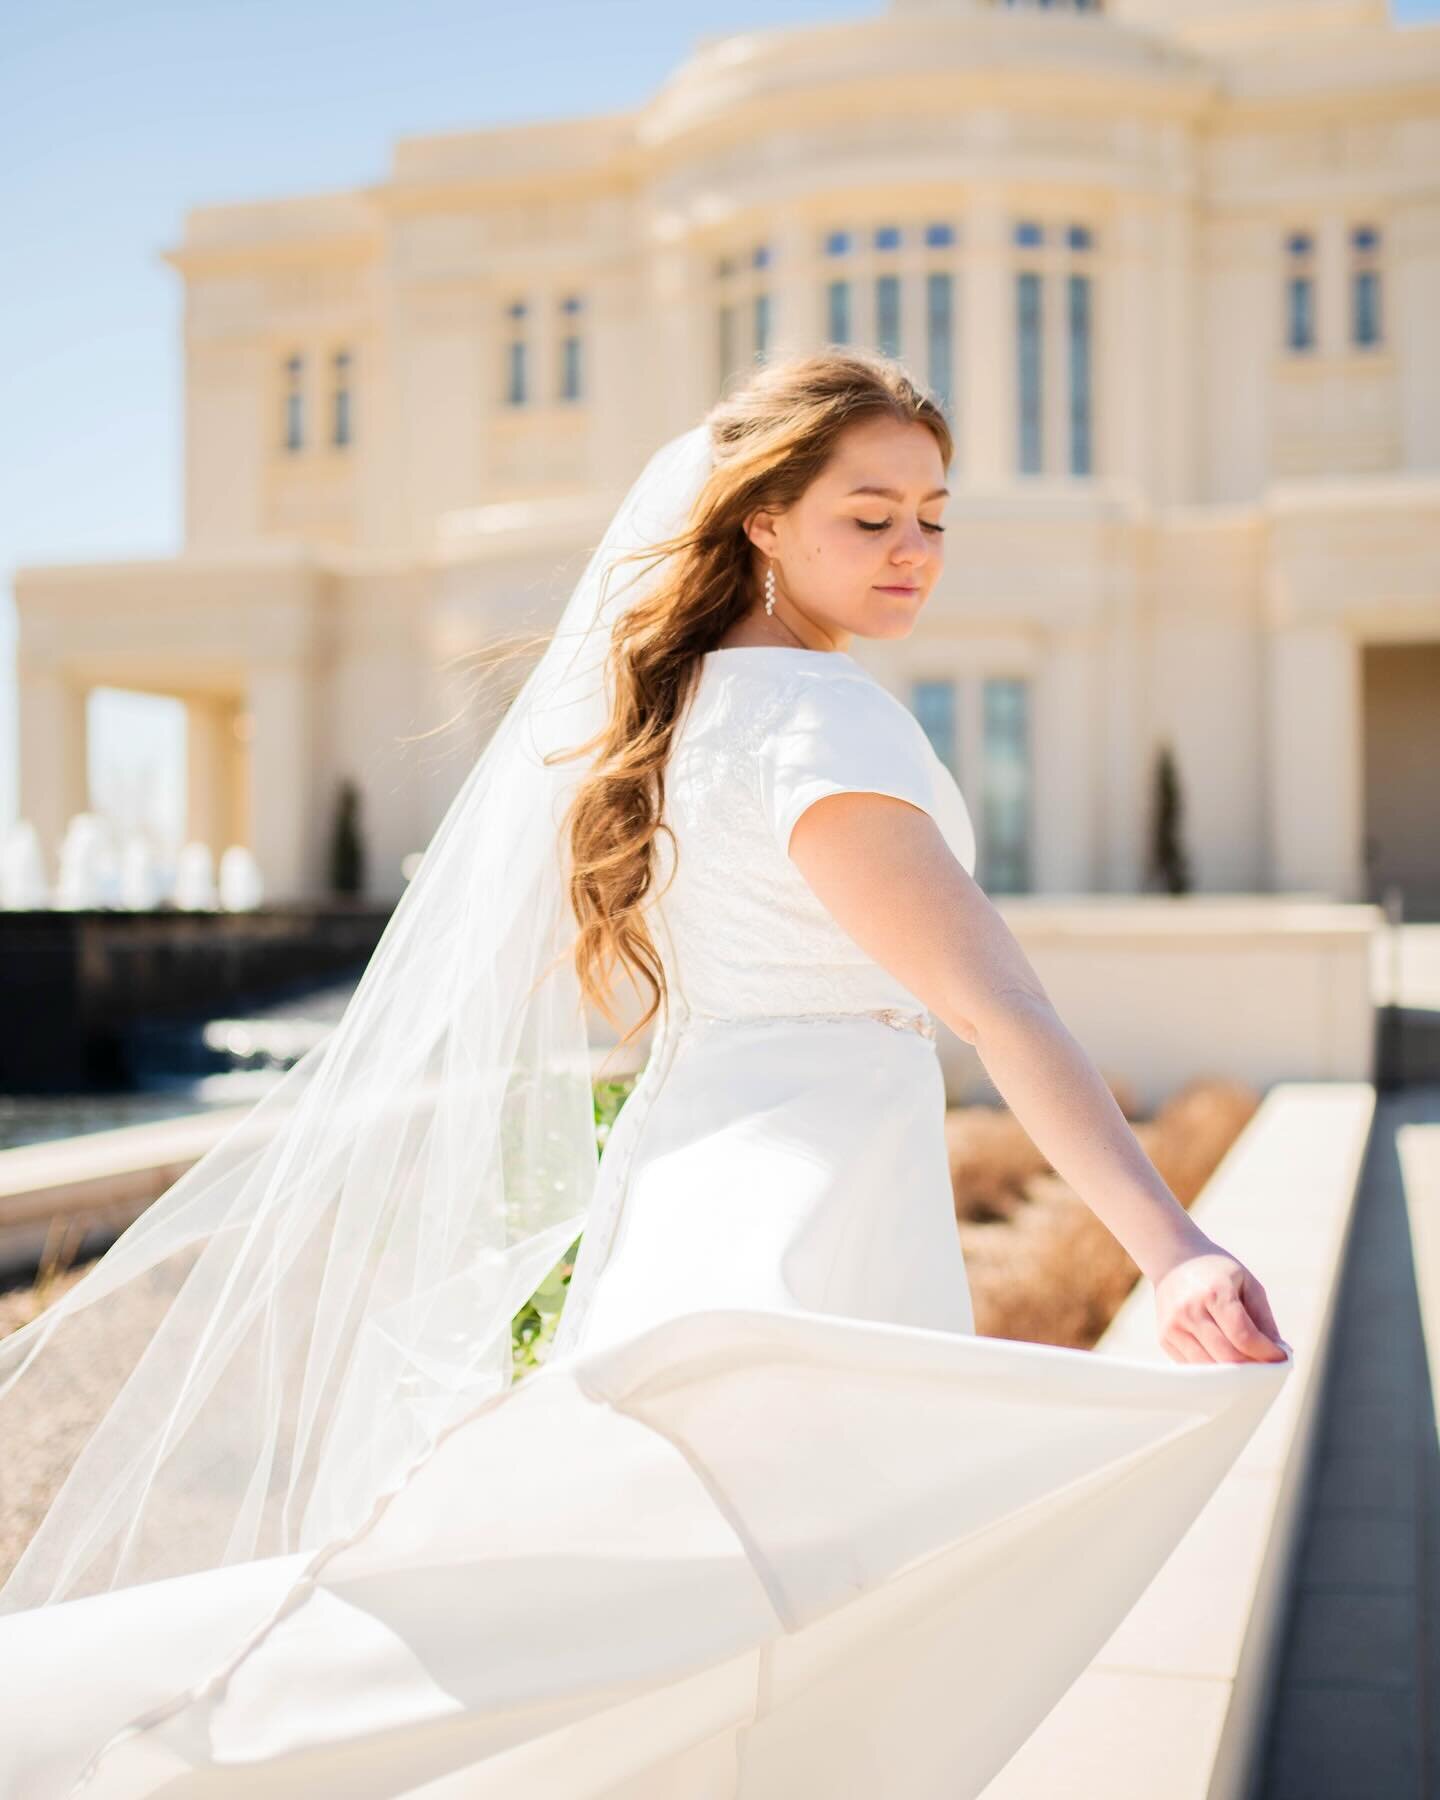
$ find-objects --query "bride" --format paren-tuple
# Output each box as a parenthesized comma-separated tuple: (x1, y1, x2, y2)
(0, 348, 1291, 1798)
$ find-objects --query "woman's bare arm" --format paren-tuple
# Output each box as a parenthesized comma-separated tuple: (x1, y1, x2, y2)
(787, 791, 1288, 1365)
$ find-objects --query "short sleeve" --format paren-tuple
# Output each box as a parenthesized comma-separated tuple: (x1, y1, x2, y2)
(756, 671, 944, 858)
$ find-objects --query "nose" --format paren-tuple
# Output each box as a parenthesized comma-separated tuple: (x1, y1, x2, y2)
(891, 519, 932, 565)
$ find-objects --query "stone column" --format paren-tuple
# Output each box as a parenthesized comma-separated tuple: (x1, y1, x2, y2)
(184, 696, 242, 856)
(960, 194, 1011, 487)
(246, 663, 315, 901)
(1099, 201, 1151, 499)
(1032, 629, 1099, 893)
(1266, 621, 1363, 898)
(771, 207, 816, 360)
(17, 664, 88, 885)
(1394, 198, 1440, 470)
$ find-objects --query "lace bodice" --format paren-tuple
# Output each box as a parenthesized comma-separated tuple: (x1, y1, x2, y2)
(649, 646, 977, 1023)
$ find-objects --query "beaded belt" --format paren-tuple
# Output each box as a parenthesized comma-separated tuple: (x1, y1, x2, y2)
(676, 1005, 937, 1043)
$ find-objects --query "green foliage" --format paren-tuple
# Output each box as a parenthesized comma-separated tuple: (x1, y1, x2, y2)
(510, 1072, 637, 1378)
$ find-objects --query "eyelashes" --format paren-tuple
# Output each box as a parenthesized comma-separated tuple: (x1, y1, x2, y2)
(856, 520, 946, 535)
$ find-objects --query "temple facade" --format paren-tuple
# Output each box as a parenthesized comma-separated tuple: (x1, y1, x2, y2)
(14, 0, 1440, 905)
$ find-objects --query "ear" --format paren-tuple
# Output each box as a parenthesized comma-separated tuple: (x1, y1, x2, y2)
(743, 507, 781, 558)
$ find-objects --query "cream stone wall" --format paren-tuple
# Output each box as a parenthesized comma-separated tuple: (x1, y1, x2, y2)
(13, 0, 1440, 906)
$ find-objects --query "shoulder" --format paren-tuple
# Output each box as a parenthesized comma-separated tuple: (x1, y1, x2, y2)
(767, 660, 934, 752)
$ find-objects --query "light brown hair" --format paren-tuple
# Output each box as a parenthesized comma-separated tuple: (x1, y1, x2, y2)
(551, 346, 952, 1050)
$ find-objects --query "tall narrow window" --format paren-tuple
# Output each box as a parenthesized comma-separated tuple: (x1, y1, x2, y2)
(1350, 224, 1382, 348)
(505, 300, 528, 405)
(876, 273, 901, 358)
(827, 280, 851, 345)
(926, 272, 953, 419)
(911, 679, 959, 779)
(559, 294, 584, 401)
(283, 353, 304, 452)
(1285, 232, 1315, 352)
(982, 677, 1031, 893)
(330, 350, 352, 449)
(1067, 273, 1091, 474)
(1016, 272, 1043, 474)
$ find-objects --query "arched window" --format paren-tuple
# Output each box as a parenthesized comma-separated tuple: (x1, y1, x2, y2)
(1350, 224, 1382, 348)
(331, 349, 352, 449)
(504, 300, 528, 405)
(1284, 232, 1316, 352)
(558, 294, 584, 401)
(282, 353, 304, 452)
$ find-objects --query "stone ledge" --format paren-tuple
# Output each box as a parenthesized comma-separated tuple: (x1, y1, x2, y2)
(978, 1081, 1377, 1800)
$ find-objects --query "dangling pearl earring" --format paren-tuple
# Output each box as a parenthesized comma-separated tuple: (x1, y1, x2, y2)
(764, 561, 777, 617)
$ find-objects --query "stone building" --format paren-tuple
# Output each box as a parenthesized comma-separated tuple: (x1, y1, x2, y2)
(14, 0, 1440, 905)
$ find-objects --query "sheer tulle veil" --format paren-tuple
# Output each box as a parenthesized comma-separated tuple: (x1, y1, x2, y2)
(0, 419, 717, 1614)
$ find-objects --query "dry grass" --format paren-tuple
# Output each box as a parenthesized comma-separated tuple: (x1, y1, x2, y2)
(952, 1074, 1261, 1349)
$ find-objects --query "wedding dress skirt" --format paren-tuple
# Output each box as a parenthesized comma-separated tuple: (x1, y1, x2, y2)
(0, 650, 1290, 1795)
(0, 1004, 1289, 1800)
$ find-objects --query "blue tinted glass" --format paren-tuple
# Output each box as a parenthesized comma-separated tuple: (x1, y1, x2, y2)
(1285, 232, 1312, 258)
(752, 244, 770, 269)
(1068, 273, 1091, 475)
(825, 230, 851, 256)
(874, 225, 902, 251)
(1014, 220, 1044, 248)
(926, 272, 952, 416)
(982, 679, 1031, 893)
(925, 223, 954, 248)
(1016, 271, 1042, 473)
(1353, 268, 1381, 345)
(1287, 274, 1314, 349)
(506, 339, 526, 404)
(1066, 224, 1092, 250)
(561, 294, 583, 314)
(754, 290, 770, 360)
(827, 280, 851, 346)
(506, 300, 527, 319)
(561, 335, 582, 400)
(876, 273, 901, 357)
(912, 680, 959, 779)
(1351, 225, 1379, 252)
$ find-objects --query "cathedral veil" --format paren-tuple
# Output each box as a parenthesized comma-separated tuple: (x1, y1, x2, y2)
(0, 420, 717, 1614)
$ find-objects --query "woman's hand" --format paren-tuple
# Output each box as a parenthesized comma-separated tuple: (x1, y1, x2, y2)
(1153, 1242, 1291, 1365)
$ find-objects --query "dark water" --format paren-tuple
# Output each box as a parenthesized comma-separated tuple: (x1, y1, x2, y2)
(0, 977, 360, 1152)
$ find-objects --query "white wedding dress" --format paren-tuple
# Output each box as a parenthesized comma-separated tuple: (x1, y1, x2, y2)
(0, 645, 1291, 1799)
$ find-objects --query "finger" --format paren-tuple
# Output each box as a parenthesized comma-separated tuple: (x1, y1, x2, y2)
(1188, 1311, 1247, 1365)
(1240, 1275, 1285, 1343)
(1163, 1323, 1208, 1365)
(1214, 1293, 1288, 1362)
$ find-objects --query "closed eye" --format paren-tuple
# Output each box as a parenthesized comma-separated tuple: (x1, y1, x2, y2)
(857, 520, 945, 534)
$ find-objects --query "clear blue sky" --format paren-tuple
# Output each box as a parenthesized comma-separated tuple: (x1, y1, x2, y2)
(3, 0, 1437, 847)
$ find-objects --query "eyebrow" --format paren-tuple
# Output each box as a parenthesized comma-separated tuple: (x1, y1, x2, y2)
(845, 484, 950, 501)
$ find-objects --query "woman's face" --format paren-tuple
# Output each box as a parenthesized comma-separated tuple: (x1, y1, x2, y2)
(747, 415, 949, 645)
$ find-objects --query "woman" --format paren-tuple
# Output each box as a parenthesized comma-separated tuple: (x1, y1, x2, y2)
(0, 349, 1291, 1797)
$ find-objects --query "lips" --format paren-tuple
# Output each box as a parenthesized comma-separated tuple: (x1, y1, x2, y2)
(876, 585, 920, 593)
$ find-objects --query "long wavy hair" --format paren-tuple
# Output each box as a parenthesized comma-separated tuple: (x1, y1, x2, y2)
(549, 347, 953, 1050)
